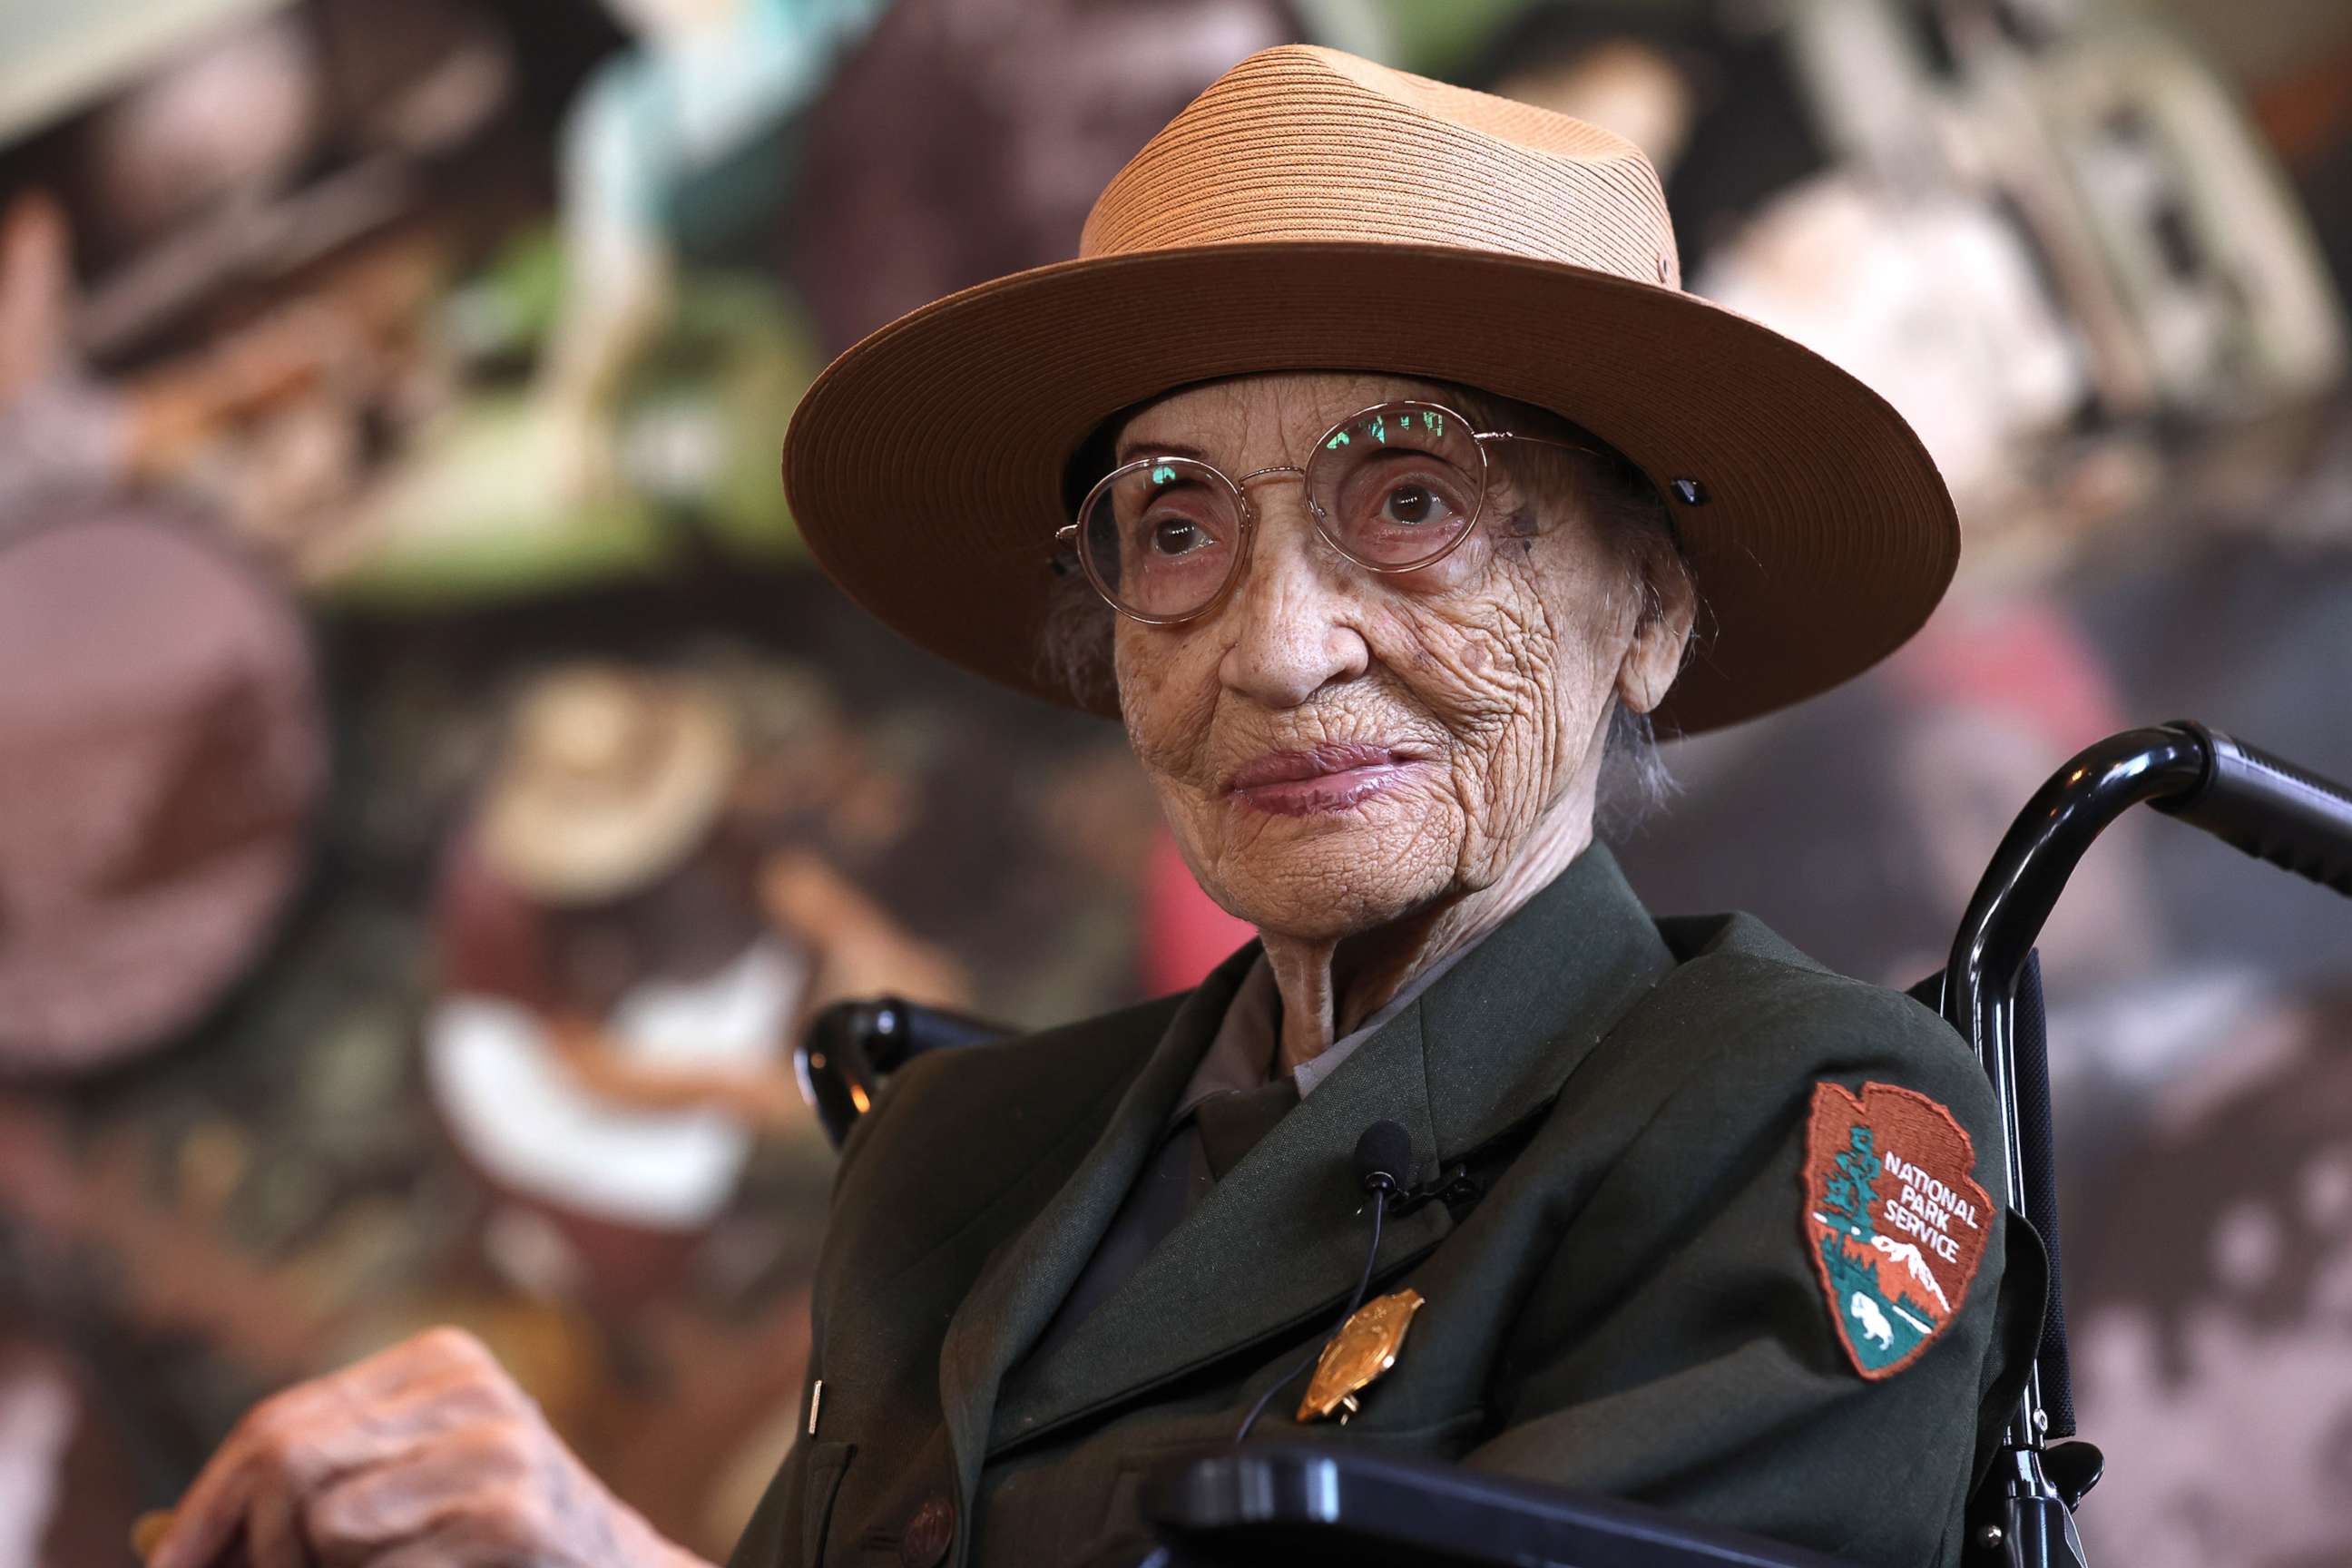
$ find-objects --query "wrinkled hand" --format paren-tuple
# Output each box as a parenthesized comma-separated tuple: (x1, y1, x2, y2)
(151, 1328, 710, 1568)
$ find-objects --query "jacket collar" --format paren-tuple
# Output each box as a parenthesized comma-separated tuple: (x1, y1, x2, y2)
(947, 843, 1675, 1476)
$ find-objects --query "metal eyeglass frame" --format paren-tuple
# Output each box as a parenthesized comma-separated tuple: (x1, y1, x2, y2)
(1054, 397, 1596, 626)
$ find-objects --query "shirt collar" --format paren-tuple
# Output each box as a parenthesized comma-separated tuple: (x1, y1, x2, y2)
(1168, 956, 1279, 1124)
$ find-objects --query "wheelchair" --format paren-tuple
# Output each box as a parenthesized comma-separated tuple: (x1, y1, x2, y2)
(795, 720, 2352, 1568)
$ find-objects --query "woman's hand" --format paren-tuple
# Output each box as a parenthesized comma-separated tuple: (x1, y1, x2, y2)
(150, 1327, 711, 1568)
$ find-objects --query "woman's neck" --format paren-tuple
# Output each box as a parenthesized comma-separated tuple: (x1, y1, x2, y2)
(1258, 804, 1593, 1078)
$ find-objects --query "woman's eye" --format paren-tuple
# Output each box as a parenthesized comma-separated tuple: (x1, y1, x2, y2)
(1149, 517, 1210, 556)
(1383, 484, 1440, 525)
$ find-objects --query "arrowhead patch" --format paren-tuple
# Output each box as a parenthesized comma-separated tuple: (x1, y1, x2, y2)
(1802, 1081, 1991, 1379)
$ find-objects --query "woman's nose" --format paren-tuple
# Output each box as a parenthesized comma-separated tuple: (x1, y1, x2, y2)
(1215, 508, 1368, 709)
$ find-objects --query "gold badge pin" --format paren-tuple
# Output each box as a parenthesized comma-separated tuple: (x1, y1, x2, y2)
(1298, 1289, 1426, 1423)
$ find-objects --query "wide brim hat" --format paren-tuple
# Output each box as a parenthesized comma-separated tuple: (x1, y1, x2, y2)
(479, 666, 740, 906)
(781, 45, 1957, 736)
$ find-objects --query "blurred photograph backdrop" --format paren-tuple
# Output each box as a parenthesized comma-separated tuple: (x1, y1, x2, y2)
(0, 1, 2347, 1563)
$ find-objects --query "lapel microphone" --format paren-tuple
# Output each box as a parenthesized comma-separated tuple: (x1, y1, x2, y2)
(1232, 1120, 1413, 1445)
(1353, 1119, 1414, 1198)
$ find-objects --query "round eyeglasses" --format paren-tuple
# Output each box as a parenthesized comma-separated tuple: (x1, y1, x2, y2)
(1056, 398, 1592, 624)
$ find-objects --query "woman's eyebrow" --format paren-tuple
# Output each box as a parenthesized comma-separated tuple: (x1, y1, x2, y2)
(1115, 436, 1210, 466)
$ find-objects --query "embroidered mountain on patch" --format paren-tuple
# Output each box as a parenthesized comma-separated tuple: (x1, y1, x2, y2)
(1801, 1081, 1991, 1378)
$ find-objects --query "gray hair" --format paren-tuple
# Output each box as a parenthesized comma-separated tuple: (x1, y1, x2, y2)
(1038, 382, 1700, 828)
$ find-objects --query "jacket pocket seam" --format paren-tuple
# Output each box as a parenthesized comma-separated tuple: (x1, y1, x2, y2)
(800, 1440, 856, 1567)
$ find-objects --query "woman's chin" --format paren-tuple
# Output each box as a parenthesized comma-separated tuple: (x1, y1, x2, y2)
(1208, 835, 1452, 941)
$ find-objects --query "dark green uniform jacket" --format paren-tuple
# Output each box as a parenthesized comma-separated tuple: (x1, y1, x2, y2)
(729, 847, 2043, 1568)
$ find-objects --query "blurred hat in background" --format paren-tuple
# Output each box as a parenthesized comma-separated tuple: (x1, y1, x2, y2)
(0, 503, 324, 1072)
(479, 666, 740, 906)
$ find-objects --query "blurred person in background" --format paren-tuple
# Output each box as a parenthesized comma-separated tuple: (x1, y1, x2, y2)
(427, 664, 966, 1307)
(146, 46, 2038, 1568)
(339, 0, 890, 584)
(534, 0, 889, 497)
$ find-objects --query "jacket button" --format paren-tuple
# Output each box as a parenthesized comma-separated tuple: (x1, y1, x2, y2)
(899, 1493, 956, 1568)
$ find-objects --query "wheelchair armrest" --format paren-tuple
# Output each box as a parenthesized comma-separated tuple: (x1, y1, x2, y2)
(1137, 1445, 1856, 1568)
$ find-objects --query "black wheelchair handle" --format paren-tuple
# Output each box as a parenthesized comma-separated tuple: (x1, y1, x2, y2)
(855, 995, 1008, 1072)
(2155, 721, 2352, 897)
(796, 995, 1014, 1149)
(1944, 720, 2347, 1568)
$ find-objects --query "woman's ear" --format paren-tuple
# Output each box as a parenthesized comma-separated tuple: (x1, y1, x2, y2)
(1615, 560, 1698, 716)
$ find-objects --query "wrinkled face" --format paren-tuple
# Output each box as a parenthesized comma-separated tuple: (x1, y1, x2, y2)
(1112, 372, 1687, 941)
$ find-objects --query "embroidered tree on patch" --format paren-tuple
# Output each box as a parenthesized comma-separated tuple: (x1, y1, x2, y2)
(1824, 1126, 1879, 1238)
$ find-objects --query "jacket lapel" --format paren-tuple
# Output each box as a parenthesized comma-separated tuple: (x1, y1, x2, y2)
(1416, 843, 1677, 1160)
(988, 998, 1456, 1450)
(987, 843, 1677, 1451)
(936, 941, 1259, 1502)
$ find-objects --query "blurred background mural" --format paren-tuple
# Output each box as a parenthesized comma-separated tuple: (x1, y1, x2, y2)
(0, 0, 2347, 1563)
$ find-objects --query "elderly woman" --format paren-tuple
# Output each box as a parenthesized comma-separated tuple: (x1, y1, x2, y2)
(149, 45, 2034, 1568)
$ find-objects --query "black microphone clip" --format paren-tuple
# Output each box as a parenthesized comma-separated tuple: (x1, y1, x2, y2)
(1353, 1119, 1414, 1199)
(1353, 1119, 1485, 1217)
(1387, 1163, 1485, 1219)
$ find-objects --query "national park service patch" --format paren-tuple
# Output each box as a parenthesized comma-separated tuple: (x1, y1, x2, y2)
(1802, 1082, 1991, 1379)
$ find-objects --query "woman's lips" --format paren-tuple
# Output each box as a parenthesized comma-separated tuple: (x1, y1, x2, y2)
(1223, 744, 1426, 817)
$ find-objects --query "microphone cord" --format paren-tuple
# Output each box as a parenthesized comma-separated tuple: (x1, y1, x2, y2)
(1231, 1195, 1386, 1446)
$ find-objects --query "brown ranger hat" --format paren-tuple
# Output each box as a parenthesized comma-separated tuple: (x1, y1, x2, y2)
(780, 44, 1958, 735)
